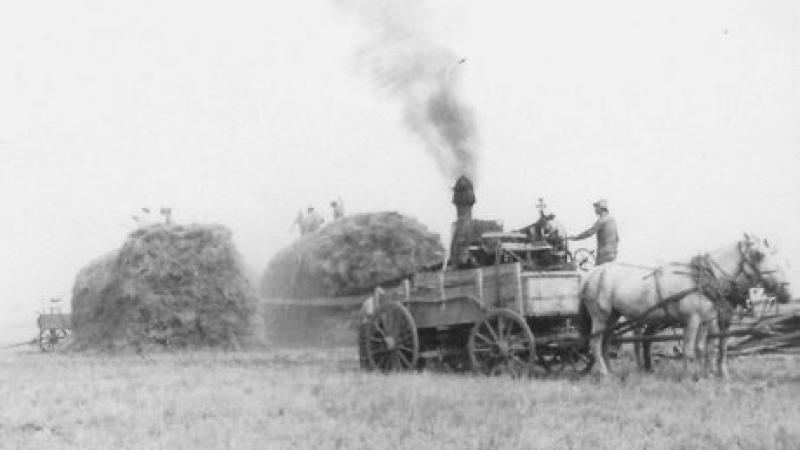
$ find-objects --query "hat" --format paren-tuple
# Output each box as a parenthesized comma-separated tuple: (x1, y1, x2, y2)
(592, 199, 609, 210)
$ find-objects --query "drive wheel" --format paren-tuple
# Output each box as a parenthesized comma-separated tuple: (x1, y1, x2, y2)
(468, 309, 535, 377)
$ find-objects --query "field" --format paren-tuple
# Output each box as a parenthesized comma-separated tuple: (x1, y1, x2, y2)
(1, 343, 799, 450)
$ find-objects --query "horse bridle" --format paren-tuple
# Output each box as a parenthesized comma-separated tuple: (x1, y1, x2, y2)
(704, 239, 783, 306)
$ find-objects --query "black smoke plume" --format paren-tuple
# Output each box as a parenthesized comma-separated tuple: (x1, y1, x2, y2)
(340, 0, 478, 180)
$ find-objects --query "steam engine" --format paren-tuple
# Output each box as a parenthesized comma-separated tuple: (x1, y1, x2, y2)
(448, 175, 570, 271)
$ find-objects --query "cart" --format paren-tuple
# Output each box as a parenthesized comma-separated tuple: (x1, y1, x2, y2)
(36, 313, 71, 352)
(358, 232, 593, 375)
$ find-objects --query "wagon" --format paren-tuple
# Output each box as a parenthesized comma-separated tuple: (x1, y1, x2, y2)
(36, 313, 71, 352)
(358, 232, 593, 376)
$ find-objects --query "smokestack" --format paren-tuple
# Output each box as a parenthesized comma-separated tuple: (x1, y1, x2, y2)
(449, 174, 475, 268)
(452, 175, 475, 222)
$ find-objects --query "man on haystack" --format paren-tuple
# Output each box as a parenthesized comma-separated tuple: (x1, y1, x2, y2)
(291, 210, 307, 236)
(303, 206, 325, 234)
(330, 197, 345, 220)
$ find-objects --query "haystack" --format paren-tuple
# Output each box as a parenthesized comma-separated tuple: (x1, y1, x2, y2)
(71, 224, 258, 351)
(261, 212, 445, 299)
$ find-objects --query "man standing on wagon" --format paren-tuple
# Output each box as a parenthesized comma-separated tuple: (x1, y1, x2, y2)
(567, 199, 619, 264)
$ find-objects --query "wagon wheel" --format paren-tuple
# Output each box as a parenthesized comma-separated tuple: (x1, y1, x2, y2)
(468, 309, 535, 377)
(38, 330, 55, 352)
(365, 302, 419, 372)
(573, 248, 595, 272)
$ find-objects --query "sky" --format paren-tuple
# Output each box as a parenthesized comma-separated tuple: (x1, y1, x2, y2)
(0, 0, 797, 344)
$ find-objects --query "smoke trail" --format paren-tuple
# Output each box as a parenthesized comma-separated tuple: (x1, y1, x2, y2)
(340, 0, 478, 180)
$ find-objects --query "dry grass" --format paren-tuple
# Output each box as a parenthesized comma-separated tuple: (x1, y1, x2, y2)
(0, 347, 798, 450)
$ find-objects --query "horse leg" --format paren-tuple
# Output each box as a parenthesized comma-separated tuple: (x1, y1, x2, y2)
(695, 321, 710, 378)
(589, 319, 609, 377)
(682, 314, 700, 379)
(586, 303, 615, 377)
(633, 327, 643, 370)
(642, 324, 656, 372)
(600, 310, 621, 374)
(717, 327, 729, 380)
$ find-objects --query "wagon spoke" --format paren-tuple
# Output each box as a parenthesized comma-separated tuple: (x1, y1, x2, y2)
(484, 322, 499, 342)
(471, 347, 493, 353)
(397, 345, 414, 353)
(384, 313, 396, 336)
(474, 332, 494, 345)
(501, 322, 511, 340)
(379, 315, 393, 336)
(396, 351, 412, 368)
(373, 321, 389, 338)
(496, 316, 505, 340)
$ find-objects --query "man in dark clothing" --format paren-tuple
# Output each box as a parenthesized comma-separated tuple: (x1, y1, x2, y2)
(568, 199, 619, 264)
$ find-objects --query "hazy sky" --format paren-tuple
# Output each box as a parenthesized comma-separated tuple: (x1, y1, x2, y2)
(0, 0, 797, 343)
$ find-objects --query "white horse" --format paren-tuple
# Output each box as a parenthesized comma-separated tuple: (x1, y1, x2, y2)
(579, 234, 791, 378)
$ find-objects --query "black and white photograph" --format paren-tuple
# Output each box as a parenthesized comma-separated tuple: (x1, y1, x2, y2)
(0, 1, 798, 448)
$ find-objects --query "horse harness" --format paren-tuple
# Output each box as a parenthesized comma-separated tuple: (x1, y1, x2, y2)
(639, 240, 768, 328)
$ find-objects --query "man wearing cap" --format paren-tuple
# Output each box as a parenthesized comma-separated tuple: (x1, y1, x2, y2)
(568, 199, 619, 264)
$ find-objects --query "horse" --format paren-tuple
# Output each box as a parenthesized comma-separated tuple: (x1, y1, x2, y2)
(579, 233, 792, 379)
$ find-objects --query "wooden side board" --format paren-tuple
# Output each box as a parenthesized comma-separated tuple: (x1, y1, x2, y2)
(522, 271, 582, 316)
(411, 263, 524, 311)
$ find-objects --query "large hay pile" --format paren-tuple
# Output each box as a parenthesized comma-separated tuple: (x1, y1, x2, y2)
(260, 212, 445, 299)
(71, 224, 258, 351)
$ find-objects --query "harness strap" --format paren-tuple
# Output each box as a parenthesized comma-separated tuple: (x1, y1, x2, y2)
(692, 254, 738, 329)
(610, 287, 698, 335)
(652, 268, 670, 318)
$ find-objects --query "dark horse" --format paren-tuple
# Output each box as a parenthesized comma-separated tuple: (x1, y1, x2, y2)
(579, 234, 791, 378)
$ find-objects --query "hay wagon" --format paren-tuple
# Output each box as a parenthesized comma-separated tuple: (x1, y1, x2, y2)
(36, 313, 71, 352)
(358, 232, 594, 375)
